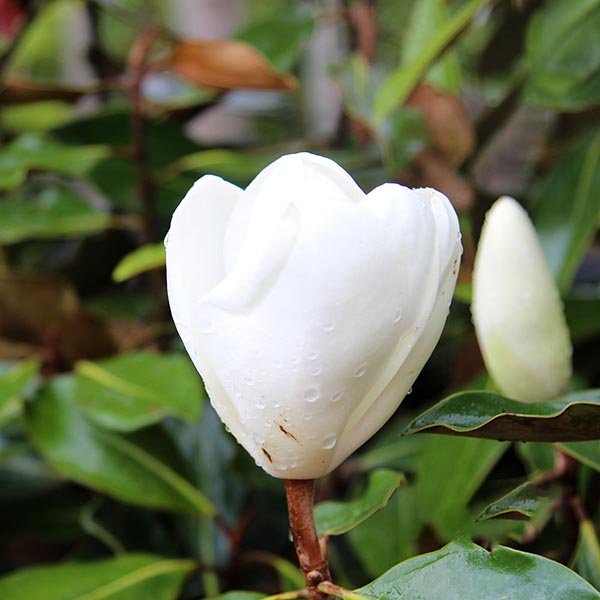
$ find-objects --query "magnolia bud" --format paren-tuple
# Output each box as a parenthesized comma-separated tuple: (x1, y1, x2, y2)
(165, 152, 461, 478)
(472, 196, 572, 402)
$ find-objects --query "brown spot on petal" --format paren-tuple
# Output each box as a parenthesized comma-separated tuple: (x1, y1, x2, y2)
(278, 424, 300, 443)
(261, 448, 273, 463)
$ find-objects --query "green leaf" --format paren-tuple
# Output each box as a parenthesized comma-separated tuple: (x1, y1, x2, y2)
(27, 377, 216, 516)
(112, 244, 166, 283)
(206, 594, 264, 600)
(0, 134, 108, 190)
(525, 0, 600, 111)
(1, 101, 73, 133)
(0, 187, 110, 244)
(373, 0, 486, 122)
(565, 294, 600, 343)
(75, 351, 202, 432)
(572, 520, 600, 591)
(236, 10, 314, 72)
(332, 540, 600, 600)
(560, 441, 600, 473)
(532, 128, 600, 292)
(401, 0, 462, 94)
(477, 480, 560, 521)
(415, 435, 507, 538)
(0, 553, 195, 600)
(404, 390, 600, 442)
(348, 484, 421, 577)
(0, 360, 39, 426)
(314, 469, 405, 537)
(158, 149, 279, 186)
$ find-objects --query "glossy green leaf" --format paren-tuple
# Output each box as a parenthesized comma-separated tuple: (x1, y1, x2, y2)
(0, 553, 195, 600)
(373, 0, 485, 122)
(404, 390, 600, 442)
(27, 377, 216, 516)
(572, 520, 600, 591)
(0, 360, 39, 426)
(0, 187, 110, 244)
(314, 469, 405, 537)
(416, 435, 507, 538)
(477, 480, 560, 521)
(328, 540, 600, 600)
(75, 351, 202, 432)
(0, 134, 108, 190)
(236, 10, 314, 72)
(525, 0, 600, 110)
(532, 128, 600, 292)
(112, 244, 166, 283)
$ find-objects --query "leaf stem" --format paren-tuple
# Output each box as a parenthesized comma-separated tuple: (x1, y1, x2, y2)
(284, 479, 332, 600)
(317, 582, 366, 600)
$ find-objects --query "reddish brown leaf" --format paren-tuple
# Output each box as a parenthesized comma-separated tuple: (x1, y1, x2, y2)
(165, 40, 298, 91)
(408, 84, 475, 166)
(0, 0, 25, 39)
(0, 273, 115, 370)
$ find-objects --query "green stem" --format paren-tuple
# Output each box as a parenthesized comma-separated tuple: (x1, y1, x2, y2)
(317, 582, 366, 600)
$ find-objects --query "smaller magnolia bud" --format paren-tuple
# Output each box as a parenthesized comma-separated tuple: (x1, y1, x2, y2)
(471, 196, 572, 402)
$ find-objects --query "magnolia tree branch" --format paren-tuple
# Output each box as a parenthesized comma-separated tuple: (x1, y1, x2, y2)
(284, 479, 332, 600)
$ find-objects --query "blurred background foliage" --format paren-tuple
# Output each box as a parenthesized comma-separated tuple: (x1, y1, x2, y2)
(0, 0, 600, 598)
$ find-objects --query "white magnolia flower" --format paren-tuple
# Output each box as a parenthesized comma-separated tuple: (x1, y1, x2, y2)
(166, 152, 461, 478)
(472, 196, 572, 403)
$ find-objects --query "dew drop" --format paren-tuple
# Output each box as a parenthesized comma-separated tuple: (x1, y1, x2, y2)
(233, 385, 242, 401)
(278, 464, 288, 472)
(331, 390, 344, 402)
(304, 385, 320, 403)
(392, 310, 402, 323)
(244, 375, 255, 386)
(309, 366, 322, 376)
(354, 362, 368, 378)
(303, 414, 313, 421)
(320, 322, 335, 332)
(255, 398, 266, 409)
(198, 318, 215, 334)
(273, 400, 281, 408)
(306, 350, 319, 361)
(273, 358, 283, 369)
(321, 433, 337, 450)
(407, 387, 413, 395)
(292, 357, 301, 366)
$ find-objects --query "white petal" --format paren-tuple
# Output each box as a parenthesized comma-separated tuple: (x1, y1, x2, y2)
(223, 152, 365, 274)
(165, 175, 255, 453)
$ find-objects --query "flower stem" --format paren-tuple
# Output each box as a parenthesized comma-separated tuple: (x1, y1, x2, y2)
(284, 479, 331, 600)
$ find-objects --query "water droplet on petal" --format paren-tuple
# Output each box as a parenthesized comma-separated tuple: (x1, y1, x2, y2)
(273, 358, 283, 369)
(392, 310, 402, 323)
(354, 362, 368, 378)
(407, 387, 413, 395)
(303, 414, 312, 421)
(309, 366, 322, 376)
(244, 375, 255, 386)
(306, 350, 319, 361)
(322, 433, 337, 449)
(320, 322, 335, 332)
(331, 391, 344, 402)
(304, 385, 320, 403)
(233, 385, 242, 401)
(255, 398, 265, 409)
(198, 318, 215, 334)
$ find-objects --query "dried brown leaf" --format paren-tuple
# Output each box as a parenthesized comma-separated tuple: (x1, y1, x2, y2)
(165, 40, 298, 91)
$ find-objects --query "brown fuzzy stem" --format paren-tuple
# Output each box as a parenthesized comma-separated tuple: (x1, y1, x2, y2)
(284, 479, 331, 600)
